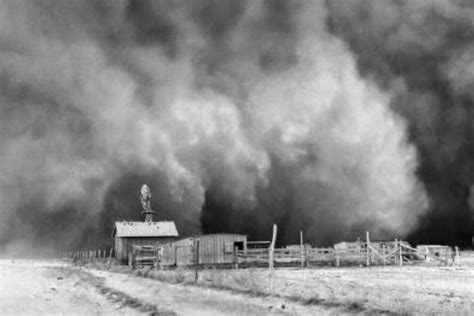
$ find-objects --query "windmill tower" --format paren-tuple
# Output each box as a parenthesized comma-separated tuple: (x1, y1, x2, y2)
(140, 184, 155, 222)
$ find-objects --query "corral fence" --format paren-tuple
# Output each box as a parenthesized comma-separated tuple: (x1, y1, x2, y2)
(112, 239, 460, 270)
(61, 248, 114, 265)
(66, 231, 463, 270)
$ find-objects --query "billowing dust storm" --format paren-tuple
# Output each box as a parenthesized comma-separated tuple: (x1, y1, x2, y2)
(7, 0, 472, 254)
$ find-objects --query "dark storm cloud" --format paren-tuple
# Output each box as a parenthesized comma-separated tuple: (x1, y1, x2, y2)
(0, 0, 430, 254)
(326, 0, 474, 246)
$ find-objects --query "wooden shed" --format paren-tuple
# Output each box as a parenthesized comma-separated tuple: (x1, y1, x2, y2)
(160, 233, 247, 266)
(334, 241, 363, 252)
(113, 221, 178, 263)
(416, 245, 453, 263)
(199, 233, 247, 264)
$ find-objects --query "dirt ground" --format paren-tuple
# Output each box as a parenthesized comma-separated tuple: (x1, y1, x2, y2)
(267, 266, 474, 314)
(89, 268, 336, 315)
(0, 260, 333, 315)
(0, 260, 144, 315)
(1, 259, 473, 315)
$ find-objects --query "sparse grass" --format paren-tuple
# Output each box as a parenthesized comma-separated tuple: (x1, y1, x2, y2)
(74, 260, 474, 315)
(65, 265, 175, 315)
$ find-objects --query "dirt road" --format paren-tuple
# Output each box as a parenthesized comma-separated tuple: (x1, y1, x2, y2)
(0, 260, 141, 315)
(0, 260, 337, 315)
(3, 260, 473, 315)
(86, 268, 338, 316)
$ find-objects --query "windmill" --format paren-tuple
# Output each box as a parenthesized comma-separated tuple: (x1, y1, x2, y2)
(140, 184, 155, 222)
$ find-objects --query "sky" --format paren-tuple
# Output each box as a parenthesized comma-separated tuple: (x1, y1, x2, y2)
(0, 0, 472, 254)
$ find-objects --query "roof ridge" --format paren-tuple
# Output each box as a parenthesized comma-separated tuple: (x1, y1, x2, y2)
(113, 221, 179, 237)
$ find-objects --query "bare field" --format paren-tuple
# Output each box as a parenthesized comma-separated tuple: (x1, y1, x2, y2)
(112, 264, 474, 315)
(2, 259, 474, 315)
(0, 260, 141, 315)
(254, 266, 474, 315)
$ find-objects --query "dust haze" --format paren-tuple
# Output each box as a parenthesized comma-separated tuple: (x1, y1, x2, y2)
(1, 0, 469, 254)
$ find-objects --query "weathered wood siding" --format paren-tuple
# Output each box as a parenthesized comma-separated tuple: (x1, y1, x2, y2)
(158, 234, 247, 266)
(160, 237, 194, 266)
(115, 237, 123, 261)
(199, 234, 247, 264)
(115, 237, 177, 263)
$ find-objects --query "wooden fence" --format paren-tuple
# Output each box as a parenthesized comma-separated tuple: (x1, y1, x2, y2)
(115, 240, 459, 270)
(67, 243, 459, 269)
(65, 248, 114, 264)
(67, 230, 460, 270)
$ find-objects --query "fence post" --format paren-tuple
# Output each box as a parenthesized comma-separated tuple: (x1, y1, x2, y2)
(300, 230, 304, 269)
(107, 248, 113, 267)
(269, 224, 277, 270)
(160, 247, 164, 271)
(399, 240, 403, 266)
(269, 224, 278, 295)
(174, 246, 177, 266)
(194, 240, 200, 284)
(234, 246, 239, 269)
(382, 244, 386, 266)
(394, 239, 398, 265)
(455, 246, 460, 265)
(366, 231, 370, 267)
(335, 249, 340, 267)
(306, 247, 310, 268)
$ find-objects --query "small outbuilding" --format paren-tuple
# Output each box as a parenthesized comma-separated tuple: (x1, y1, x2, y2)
(113, 221, 178, 262)
(160, 233, 247, 266)
(416, 245, 453, 263)
(113, 184, 179, 263)
(334, 241, 363, 252)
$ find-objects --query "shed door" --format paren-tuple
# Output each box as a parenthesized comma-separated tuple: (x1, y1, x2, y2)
(233, 241, 244, 250)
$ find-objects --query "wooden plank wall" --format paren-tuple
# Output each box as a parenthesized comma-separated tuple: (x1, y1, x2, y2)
(158, 235, 248, 266)
(115, 237, 177, 262)
(199, 235, 247, 264)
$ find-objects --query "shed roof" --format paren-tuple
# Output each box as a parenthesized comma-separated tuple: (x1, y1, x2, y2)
(113, 221, 178, 238)
(199, 233, 247, 237)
